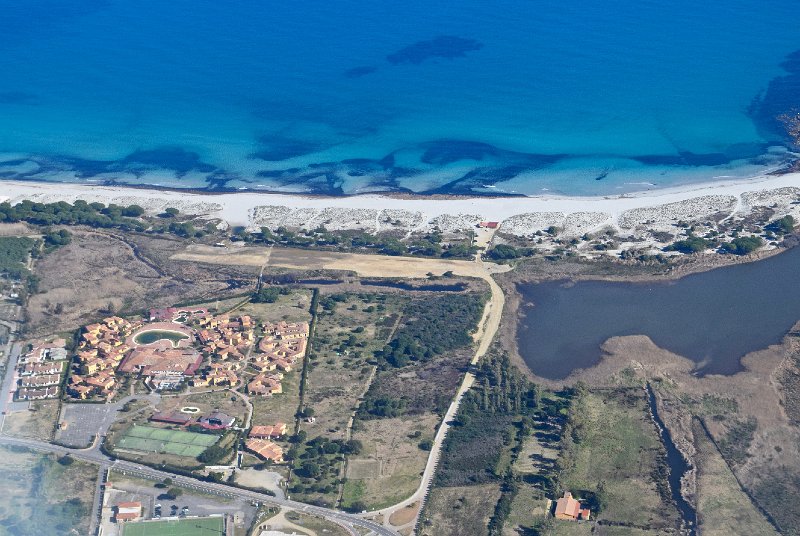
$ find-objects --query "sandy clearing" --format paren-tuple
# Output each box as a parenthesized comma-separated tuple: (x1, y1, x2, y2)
(172, 244, 512, 280)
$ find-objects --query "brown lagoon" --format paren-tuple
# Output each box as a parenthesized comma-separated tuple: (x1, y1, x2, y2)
(517, 246, 800, 380)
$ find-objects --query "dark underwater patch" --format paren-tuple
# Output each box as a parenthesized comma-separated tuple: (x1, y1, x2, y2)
(420, 140, 501, 165)
(250, 136, 325, 161)
(386, 35, 483, 65)
(421, 165, 531, 196)
(344, 66, 378, 78)
(110, 147, 216, 176)
(2, 147, 220, 183)
(748, 48, 800, 147)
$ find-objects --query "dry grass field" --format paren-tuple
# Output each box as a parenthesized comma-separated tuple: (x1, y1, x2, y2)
(692, 419, 778, 536)
(342, 413, 438, 510)
(235, 290, 313, 324)
(419, 483, 502, 536)
(2, 399, 60, 440)
(301, 292, 405, 440)
(27, 231, 256, 337)
(172, 243, 511, 280)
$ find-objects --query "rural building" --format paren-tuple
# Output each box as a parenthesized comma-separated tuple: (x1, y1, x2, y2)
(479, 221, 500, 229)
(554, 492, 590, 521)
(246, 439, 284, 463)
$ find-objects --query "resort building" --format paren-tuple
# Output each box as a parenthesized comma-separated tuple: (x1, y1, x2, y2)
(15, 339, 68, 401)
(20, 362, 63, 376)
(19, 374, 61, 387)
(150, 411, 194, 426)
(246, 439, 285, 463)
(17, 386, 59, 400)
(197, 410, 236, 430)
(554, 492, 591, 521)
(247, 373, 284, 396)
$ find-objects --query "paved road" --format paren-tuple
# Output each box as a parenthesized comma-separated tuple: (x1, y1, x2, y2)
(0, 341, 21, 432)
(0, 435, 397, 536)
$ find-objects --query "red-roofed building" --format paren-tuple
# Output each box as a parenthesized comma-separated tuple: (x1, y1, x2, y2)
(554, 492, 590, 521)
(115, 501, 142, 522)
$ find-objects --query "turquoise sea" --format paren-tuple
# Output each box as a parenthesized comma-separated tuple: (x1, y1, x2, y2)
(0, 0, 798, 196)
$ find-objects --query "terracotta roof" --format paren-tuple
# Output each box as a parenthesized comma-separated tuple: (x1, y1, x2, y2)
(246, 439, 284, 462)
(555, 492, 582, 519)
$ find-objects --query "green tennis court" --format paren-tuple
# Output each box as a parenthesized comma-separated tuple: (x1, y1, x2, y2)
(122, 516, 224, 536)
(117, 425, 219, 457)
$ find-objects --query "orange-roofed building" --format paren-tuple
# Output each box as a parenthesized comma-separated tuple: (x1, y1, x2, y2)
(554, 492, 590, 521)
(246, 439, 284, 462)
(249, 423, 287, 439)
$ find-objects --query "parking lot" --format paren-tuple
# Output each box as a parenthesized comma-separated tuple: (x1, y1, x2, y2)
(104, 472, 255, 533)
(55, 402, 122, 447)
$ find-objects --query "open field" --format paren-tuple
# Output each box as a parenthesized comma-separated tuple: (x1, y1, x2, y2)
(26, 231, 257, 337)
(0, 445, 96, 535)
(419, 483, 502, 536)
(235, 289, 313, 324)
(503, 486, 549, 536)
(122, 516, 224, 536)
(557, 388, 680, 531)
(173, 244, 511, 280)
(250, 368, 302, 427)
(117, 425, 218, 457)
(2, 399, 60, 440)
(343, 413, 438, 510)
(302, 291, 405, 440)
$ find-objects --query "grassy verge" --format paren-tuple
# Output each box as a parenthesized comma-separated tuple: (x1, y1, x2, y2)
(693, 419, 778, 536)
(555, 388, 680, 531)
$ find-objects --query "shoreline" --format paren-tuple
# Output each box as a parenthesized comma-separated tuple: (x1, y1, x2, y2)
(1, 172, 799, 230)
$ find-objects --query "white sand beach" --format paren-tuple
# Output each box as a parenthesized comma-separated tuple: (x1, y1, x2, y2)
(1, 173, 799, 241)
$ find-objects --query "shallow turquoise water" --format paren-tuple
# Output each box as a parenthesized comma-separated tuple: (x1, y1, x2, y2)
(0, 0, 798, 195)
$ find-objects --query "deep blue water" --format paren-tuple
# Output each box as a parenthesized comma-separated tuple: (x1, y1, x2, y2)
(0, 0, 799, 196)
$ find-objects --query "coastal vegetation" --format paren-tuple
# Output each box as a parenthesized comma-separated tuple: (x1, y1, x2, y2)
(420, 352, 554, 536)
(0, 236, 35, 279)
(0, 199, 213, 240)
(0, 446, 94, 535)
(553, 387, 681, 532)
(239, 225, 479, 259)
(374, 293, 486, 368)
